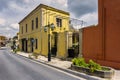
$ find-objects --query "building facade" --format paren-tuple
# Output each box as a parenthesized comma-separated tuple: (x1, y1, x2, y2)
(81, 0, 120, 69)
(0, 35, 7, 47)
(19, 4, 70, 58)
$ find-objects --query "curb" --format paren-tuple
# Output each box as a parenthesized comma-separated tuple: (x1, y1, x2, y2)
(14, 53, 104, 80)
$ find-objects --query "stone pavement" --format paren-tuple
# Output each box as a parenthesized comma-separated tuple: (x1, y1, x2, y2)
(17, 51, 72, 69)
(16, 51, 120, 80)
(114, 70, 120, 80)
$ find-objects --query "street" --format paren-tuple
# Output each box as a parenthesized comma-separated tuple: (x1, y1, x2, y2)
(0, 48, 83, 80)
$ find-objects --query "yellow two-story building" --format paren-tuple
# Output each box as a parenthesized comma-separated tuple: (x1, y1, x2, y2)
(19, 4, 70, 58)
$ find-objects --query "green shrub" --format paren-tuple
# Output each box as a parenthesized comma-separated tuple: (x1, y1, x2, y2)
(72, 58, 88, 68)
(72, 58, 78, 65)
(13, 48, 20, 53)
(88, 60, 102, 72)
(72, 58, 102, 72)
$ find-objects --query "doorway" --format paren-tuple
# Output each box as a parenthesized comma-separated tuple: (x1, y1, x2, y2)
(25, 40, 28, 52)
(30, 38, 34, 52)
(51, 32, 58, 56)
(21, 39, 24, 51)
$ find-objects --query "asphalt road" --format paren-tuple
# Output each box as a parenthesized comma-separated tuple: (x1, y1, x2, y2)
(0, 47, 84, 80)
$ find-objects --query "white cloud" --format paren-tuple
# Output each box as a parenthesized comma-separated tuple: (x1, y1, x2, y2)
(55, 0, 67, 7)
(0, 18, 6, 25)
(49, 0, 68, 11)
(9, 1, 24, 11)
(24, 0, 30, 3)
(80, 12, 98, 26)
(10, 23, 19, 29)
(5, 27, 11, 30)
(68, 0, 98, 17)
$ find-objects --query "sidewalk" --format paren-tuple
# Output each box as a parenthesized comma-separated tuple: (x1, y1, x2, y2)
(16, 51, 120, 80)
(17, 51, 72, 69)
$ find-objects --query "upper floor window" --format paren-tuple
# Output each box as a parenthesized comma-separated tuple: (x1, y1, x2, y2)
(56, 18, 62, 27)
(36, 17, 38, 29)
(32, 20, 34, 30)
(26, 24, 27, 32)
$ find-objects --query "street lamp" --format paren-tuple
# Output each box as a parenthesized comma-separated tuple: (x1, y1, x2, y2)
(44, 23, 55, 61)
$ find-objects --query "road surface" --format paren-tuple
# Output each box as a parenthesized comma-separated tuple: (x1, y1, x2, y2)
(0, 47, 84, 80)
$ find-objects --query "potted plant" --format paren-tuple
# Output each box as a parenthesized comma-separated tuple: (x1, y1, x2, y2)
(71, 58, 114, 79)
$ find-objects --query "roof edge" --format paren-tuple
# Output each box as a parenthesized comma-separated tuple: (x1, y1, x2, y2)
(19, 4, 69, 24)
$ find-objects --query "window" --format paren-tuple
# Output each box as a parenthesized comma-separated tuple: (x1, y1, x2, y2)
(56, 18, 62, 27)
(26, 24, 27, 32)
(32, 20, 34, 30)
(36, 17, 38, 29)
(35, 39, 38, 49)
(21, 26, 23, 34)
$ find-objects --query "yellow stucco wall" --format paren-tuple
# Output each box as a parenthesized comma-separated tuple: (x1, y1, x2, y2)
(57, 32, 68, 58)
(19, 4, 70, 58)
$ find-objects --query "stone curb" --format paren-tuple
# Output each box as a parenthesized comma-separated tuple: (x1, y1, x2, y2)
(14, 53, 105, 80)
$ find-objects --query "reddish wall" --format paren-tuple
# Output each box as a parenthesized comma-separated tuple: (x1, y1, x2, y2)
(82, 0, 120, 69)
(83, 26, 102, 61)
(104, 0, 120, 62)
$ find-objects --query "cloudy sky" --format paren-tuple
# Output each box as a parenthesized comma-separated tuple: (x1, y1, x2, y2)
(0, 0, 98, 38)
